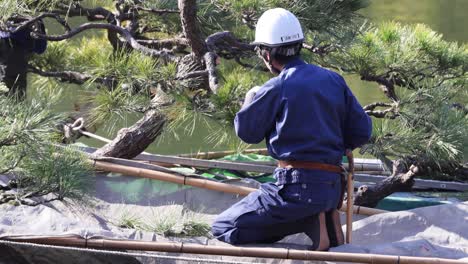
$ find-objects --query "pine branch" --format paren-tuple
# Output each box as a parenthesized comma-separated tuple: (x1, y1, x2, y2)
(178, 0, 207, 59)
(54, 3, 117, 23)
(363, 102, 392, 111)
(134, 6, 179, 15)
(31, 23, 175, 61)
(234, 57, 269, 72)
(205, 31, 254, 53)
(10, 13, 70, 33)
(360, 75, 399, 101)
(28, 65, 117, 88)
(175, 70, 208, 80)
(204, 52, 219, 93)
(137, 38, 189, 50)
(365, 108, 397, 119)
(302, 43, 336, 56)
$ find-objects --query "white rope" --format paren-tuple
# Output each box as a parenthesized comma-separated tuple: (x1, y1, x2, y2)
(63, 117, 85, 140)
(0, 239, 261, 264)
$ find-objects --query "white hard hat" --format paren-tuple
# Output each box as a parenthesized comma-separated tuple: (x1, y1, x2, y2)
(252, 8, 304, 47)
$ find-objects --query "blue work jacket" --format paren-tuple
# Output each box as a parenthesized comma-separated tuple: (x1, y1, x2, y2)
(234, 58, 372, 166)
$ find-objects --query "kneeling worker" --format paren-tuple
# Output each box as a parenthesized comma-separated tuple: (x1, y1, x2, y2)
(211, 8, 372, 251)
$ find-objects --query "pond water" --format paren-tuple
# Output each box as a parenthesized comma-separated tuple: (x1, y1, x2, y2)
(33, 0, 468, 155)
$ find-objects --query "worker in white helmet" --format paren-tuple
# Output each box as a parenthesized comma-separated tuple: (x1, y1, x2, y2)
(211, 8, 371, 251)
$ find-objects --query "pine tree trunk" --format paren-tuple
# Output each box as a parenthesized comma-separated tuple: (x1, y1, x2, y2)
(91, 109, 166, 159)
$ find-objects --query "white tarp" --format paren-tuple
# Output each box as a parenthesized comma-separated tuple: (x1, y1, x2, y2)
(0, 173, 467, 263)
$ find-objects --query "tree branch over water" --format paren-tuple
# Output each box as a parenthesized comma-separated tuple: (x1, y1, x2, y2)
(32, 22, 175, 61)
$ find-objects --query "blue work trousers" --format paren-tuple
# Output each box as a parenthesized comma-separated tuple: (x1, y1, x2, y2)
(211, 168, 342, 245)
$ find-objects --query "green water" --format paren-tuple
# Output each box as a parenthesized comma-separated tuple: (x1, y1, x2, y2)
(37, 1, 468, 155)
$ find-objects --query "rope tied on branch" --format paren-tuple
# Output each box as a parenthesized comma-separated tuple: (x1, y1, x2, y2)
(63, 118, 85, 143)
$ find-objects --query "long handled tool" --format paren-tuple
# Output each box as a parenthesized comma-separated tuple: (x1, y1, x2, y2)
(345, 149, 354, 244)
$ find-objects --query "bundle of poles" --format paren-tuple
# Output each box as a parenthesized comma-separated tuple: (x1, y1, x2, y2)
(80, 130, 468, 192)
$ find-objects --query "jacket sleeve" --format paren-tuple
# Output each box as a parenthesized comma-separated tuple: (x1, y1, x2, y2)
(342, 79, 372, 150)
(234, 79, 281, 144)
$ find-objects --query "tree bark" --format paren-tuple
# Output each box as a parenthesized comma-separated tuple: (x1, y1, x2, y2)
(354, 162, 419, 208)
(92, 109, 166, 159)
(178, 0, 207, 59)
(91, 88, 173, 159)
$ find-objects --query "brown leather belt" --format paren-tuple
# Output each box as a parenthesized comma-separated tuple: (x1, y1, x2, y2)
(278, 160, 342, 173)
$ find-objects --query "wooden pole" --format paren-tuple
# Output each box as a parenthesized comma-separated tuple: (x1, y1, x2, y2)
(178, 148, 269, 159)
(4, 236, 466, 264)
(77, 131, 385, 171)
(340, 204, 387, 216)
(89, 159, 387, 216)
(346, 150, 354, 244)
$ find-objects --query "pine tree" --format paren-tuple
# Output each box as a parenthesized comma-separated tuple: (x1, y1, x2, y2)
(0, 68, 92, 204)
(1, 0, 466, 206)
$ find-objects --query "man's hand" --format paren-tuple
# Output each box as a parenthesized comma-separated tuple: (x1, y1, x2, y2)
(242, 86, 261, 108)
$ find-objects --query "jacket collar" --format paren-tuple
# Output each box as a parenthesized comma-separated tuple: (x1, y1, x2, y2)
(282, 57, 306, 71)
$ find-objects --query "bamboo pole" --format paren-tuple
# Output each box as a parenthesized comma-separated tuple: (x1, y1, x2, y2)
(90, 159, 387, 216)
(4, 236, 466, 264)
(90, 160, 256, 196)
(345, 150, 354, 244)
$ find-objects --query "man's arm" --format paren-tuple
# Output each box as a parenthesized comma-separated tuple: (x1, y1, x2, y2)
(234, 79, 281, 144)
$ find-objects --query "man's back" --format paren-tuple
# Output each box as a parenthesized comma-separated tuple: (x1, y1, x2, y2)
(235, 58, 371, 165)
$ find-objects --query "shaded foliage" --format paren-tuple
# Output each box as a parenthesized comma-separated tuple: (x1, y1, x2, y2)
(0, 87, 92, 204)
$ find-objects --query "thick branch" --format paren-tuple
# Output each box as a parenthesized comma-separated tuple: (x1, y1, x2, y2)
(365, 109, 396, 118)
(175, 70, 208, 80)
(54, 3, 117, 23)
(364, 102, 397, 118)
(241, 10, 257, 30)
(205, 31, 254, 52)
(363, 102, 392, 111)
(54, 3, 124, 50)
(302, 43, 336, 56)
(205, 31, 255, 71)
(354, 165, 419, 207)
(92, 108, 166, 159)
(204, 52, 219, 93)
(361, 75, 399, 101)
(178, 0, 207, 58)
(234, 57, 269, 72)
(134, 6, 180, 15)
(28, 66, 116, 88)
(31, 23, 174, 61)
(137, 38, 189, 50)
(10, 13, 70, 33)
